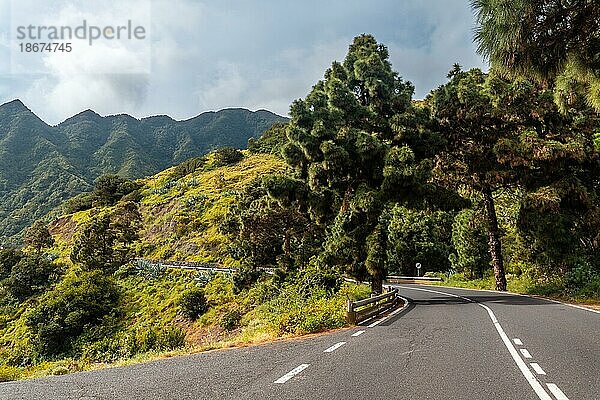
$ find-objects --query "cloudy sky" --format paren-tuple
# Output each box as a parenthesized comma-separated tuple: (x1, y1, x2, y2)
(0, 0, 486, 125)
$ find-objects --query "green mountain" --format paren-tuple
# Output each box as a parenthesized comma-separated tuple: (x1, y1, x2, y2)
(0, 100, 287, 243)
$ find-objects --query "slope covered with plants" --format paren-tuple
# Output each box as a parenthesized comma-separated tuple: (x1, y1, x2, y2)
(0, 102, 287, 243)
(2, 26, 600, 381)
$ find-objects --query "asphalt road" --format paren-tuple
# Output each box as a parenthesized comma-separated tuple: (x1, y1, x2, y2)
(1, 284, 598, 400)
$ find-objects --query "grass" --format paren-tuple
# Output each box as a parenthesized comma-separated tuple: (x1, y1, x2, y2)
(428, 272, 600, 305)
(50, 153, 287, 265)
(0, 266, 370, 381)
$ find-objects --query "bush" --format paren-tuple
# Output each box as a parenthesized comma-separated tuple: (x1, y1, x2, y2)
(0, 248, 22, 280)
(220, 308, 242, 331)
(64, 192, 94, 214)
(232, 265, 263, 294)
(4, 256, 62, 302)
(26, 271, 120, 358)
(92, 175, 142, 207)
(178, 287, 208, 320)
(122, 325, 185, 355)
(0, 366, 21, 382)
(565, 263, 596, 291)
(212, 147, 244, 167)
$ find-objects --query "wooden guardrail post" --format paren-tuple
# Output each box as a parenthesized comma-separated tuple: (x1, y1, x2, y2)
(346, 288, 399, 325)
(346, 300, 357, 324)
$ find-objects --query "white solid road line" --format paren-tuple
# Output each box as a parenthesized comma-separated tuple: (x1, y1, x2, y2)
(514, 338, 523, 346)
(324, 342, 346, 353)
(531, 363, 546, 375)
(365, 295, 410, 328)
(521, 349, 533, 359)
(544, 299, 600, 315)
(351, 330, 366, 337)
(398, 286, 554, 400)
(429, 283, 600, 315)
(547, 383, 570, 400)
(274, 364, 310, 384)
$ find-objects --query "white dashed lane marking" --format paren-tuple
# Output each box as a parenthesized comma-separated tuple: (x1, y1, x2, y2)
(274, 364, 310, 384)
(323, 342, 346, 353)
(351, 330, 365, 337)
(530, 363, 546, 375)
(513, 338, 523, 346)
(520, 349, 533, 359)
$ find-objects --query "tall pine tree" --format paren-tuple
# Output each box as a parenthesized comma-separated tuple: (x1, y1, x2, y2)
(281, 35, 440, 293)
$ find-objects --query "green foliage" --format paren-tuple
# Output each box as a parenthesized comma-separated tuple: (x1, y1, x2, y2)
(0, 248, 22, 280)
(0, 100, 286, 244)
(178, 287, 208, 320)
(3, 255, 63, 302)
(248, 123, 288, 155)
(386, 205, 454, 276)
(23, 220, 55, 255)
(472, 0, 600, 111)
(168, 156, 207, 181)
(212, 147, 244, 168)
(232, 265, 264, 294)
(223, 176, 316, 274)
(281, 34, 444, 292)
(450, 208, 490, 279)
(71, 203, 141, 273)
(64, 192, 94, 214)
(92, 175, 141, 207)
(219, 308, 242, 331)
(251, 280, 368, 335)
(428, 66, 600, 289)
(26, 271, 120, 358)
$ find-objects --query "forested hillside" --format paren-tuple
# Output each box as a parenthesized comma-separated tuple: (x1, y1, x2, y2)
(0, 102, 286, 243)
(2, 20, 600, 381)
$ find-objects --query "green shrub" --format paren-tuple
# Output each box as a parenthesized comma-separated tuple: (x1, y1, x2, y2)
(81, 336, 123, 363)
(212, 147, 244, 167)
(0, 366, 21, 382)
(26, 271, 120, 358)
(232, 265, 263, 294)
(573, 276, 600, 299)
(178, 287, 208, 320)
(0, 248, 23, 280)
(220, 308, 242, 331)
(565, 263, 596, 291)
(64, 192, 94, 214)
(4, 256, 63, 302)
(123, 325, 185, 355)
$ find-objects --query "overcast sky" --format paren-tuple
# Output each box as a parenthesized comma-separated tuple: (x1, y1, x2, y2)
(0, 0, 486, 125)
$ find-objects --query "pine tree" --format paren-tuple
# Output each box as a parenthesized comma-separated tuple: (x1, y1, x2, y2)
(282, 35, 438, 293)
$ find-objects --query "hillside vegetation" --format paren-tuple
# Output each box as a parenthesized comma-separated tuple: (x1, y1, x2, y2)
(0, 102, 286, 243)
(0, 146, 369, 381)
(2, 25, 600, 381)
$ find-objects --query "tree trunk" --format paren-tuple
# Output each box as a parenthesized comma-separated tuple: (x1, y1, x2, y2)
(371, 273, 383, 295)
(282, 229, 292, 271)
(481, 185, 507, 291)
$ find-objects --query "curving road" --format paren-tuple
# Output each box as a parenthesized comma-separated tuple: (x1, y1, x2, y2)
(1, 285, 598, 400)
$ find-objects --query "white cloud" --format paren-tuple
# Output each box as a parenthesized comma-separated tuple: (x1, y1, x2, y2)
(0, 0, 486, 124)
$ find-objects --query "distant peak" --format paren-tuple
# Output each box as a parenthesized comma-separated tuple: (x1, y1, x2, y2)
(58, 109, 103, 125)
(0, 99, 31, 112)
(75, 109, 102, 119)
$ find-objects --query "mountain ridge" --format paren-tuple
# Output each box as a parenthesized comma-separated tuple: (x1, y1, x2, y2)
(0, 99, 288, 243)
(0, 99, 288, 127)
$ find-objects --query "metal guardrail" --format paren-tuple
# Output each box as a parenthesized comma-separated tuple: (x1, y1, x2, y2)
(134, 259, 275, 274)
(386, 275, 443, 283)
(346, 287, 400, 325)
